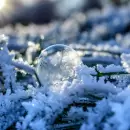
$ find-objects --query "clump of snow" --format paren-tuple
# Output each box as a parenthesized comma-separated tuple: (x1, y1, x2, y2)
(97, 64, 124, 73)
(121, 53, 130, 73)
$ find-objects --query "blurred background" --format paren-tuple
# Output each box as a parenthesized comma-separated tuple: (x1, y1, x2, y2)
(0, 0, 130, 66)
(0, 0, 129, 27)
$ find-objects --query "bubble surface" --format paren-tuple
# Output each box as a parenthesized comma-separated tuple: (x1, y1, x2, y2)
(36, 44, 82, 87)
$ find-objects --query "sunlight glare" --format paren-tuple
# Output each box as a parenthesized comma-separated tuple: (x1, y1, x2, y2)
(0, 0, 6, 10)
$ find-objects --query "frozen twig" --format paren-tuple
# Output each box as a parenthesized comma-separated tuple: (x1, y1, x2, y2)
(11, 61, 41, 86)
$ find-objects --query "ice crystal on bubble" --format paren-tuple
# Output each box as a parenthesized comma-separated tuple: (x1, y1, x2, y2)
(36, 44, 82, 87)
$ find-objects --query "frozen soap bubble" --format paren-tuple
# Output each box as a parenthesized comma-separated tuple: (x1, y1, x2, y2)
(36, 44, 82, 86)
